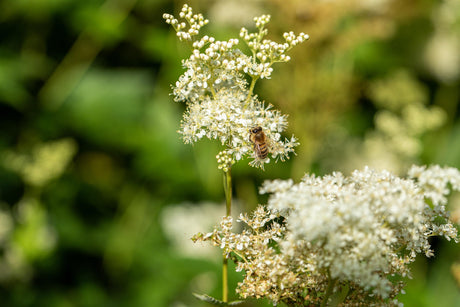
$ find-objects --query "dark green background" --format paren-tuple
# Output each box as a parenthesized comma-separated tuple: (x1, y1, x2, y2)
(0, 0, 459, 306)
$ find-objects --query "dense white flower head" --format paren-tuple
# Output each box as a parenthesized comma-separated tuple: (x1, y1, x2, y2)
(181, 88, 298, 169)
(164, 5, 308, 169)
(195, 165, 460, 305)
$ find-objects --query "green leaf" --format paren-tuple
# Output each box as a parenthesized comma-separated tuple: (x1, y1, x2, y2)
(192, 293, 244, 306)
(329, 283, 350, 306)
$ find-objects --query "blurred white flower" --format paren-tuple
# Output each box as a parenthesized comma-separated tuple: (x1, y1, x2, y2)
(424, 32, 460, 83)
(161, 201, 242, 260)
(3, 138, 77, 187)
(209, 0, 265, 27)
(424, 0, 460, 83)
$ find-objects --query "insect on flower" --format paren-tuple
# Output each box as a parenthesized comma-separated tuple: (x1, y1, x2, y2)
(249, 126, 269, 159)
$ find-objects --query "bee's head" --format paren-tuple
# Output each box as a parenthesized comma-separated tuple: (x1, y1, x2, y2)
(250, 126, 262, 134)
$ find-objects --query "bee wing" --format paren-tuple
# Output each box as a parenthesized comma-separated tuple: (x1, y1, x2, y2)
(265, 136, 275, 151)
(267, 137, 283, 153)
(252, 143, 261, 158)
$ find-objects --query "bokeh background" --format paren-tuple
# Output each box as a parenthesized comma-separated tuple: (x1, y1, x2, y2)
(1, 0, 460, 306)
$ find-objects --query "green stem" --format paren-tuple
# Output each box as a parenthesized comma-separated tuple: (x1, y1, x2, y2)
(321, 273, 337, 307)
(222, 166, 232, 302)
(210, 84, 217, 100)
(244, 77, 258, 108)
(222, 255, 228, 303)
(224, 167, 232, 216)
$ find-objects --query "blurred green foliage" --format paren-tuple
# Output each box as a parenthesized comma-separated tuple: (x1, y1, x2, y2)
(0, 0, 459, 306)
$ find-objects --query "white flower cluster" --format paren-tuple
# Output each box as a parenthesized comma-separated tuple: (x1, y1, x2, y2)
(181, 88, 298, 168)
(163, 4, 209, 41)
(164, 5, 308, 168)
(195, 165, 460, 305)
(192, 206, 293, 303)
(238, 15, 308, 79)
(172, 39, 249, 103)
(239, 26, 309, 78)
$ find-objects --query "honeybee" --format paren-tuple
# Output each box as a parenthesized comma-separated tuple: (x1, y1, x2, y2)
(249, 126, 269, 159)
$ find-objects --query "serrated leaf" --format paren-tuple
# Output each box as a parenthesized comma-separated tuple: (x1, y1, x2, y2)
(228, 300, 244, 306)
(192, 293, 244, 306)
(193, 293, 226, 305)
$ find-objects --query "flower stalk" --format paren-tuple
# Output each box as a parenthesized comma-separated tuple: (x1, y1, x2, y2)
(222, 255, 228, 302)
(224, 167, 232, 216)
(223, 167, 232, 302)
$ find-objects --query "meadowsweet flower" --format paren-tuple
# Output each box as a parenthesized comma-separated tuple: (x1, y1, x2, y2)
(181, 88, 299, 169)
(164, 5, 308, 169)
(161, 201, 232, 259)
(337, 71, 447, 174)
(3, 138, 77, 187)
(195, 165, 460, 305)
(424, 0, 460, 83)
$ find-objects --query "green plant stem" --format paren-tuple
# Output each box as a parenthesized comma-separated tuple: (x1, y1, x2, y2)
(244, 76, 258, 108)
(222, 255, 228, 303)
(222, 166, 232, 302)
(224, 167, 232, 216)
